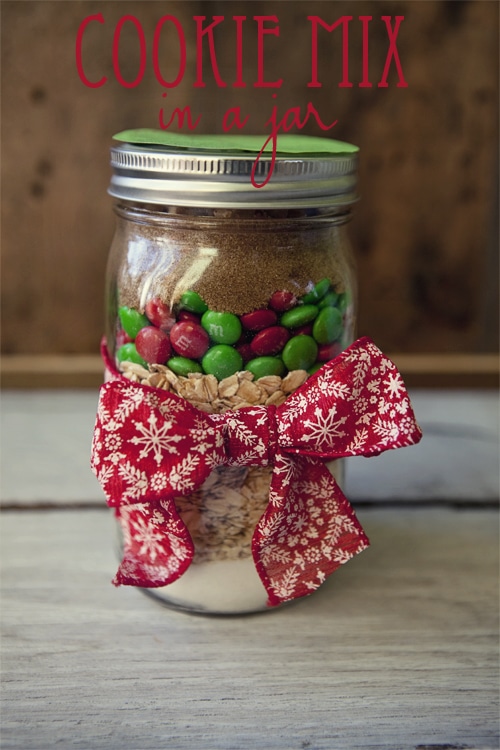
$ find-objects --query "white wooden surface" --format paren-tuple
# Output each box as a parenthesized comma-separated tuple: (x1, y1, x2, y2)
(1, 508, 498, 750)
(1, 390, 499, 750)
(1, 389, 499, 504)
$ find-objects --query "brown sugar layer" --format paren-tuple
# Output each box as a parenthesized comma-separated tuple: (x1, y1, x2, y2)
(115, 215, 349, 315)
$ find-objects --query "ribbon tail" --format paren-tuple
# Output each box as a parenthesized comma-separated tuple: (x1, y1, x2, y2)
(113, 498, 194, 588)
(91, 367, 221, 589)
(252, 454, 369, 607)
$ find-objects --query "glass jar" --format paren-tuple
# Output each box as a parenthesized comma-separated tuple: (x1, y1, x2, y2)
(104, 136, 359, 615)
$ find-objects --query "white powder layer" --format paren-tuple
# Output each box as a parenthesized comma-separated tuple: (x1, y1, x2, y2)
(148, 556, 269, 614)
(147, 461, 344, 615)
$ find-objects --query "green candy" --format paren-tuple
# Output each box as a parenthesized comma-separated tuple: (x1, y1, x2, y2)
(167, 356, 203, 377)
(180, 290, 208, 315)
(282, 335, 318, 371)
(301, 278, 331, 304)
(313, 307, 343, 344)
(308, 363, 323, 376)
(318, 290, 340, 308)
(336, 292, 350, 314)
(202, 310, 242, 344)
(202, 345, 243, 380)
(280, 304, 319, 329)
(116, 343, 147, 368)
(118, 306, 149, 339)
(245, 357, 285, 379)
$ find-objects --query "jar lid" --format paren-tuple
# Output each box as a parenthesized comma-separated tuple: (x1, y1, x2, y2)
(109, 130, 359, 209)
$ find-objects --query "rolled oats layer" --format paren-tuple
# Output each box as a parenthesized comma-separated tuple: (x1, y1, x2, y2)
(120, 361, 309, 563)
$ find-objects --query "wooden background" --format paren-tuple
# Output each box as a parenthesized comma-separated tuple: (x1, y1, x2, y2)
(1, 0, 498, 357)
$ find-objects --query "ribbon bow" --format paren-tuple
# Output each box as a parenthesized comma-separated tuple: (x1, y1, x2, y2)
(91, 337, 422, 606)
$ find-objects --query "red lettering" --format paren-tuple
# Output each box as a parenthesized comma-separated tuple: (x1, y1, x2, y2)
(159, 94, 201, 130)
(252, 99, 337, 189)
(308, 15, 352, 88)
(233, 16, 246, 87)
(359, 16, 372, 88)
(282, 107, 302, 130)
(251, 132, 275, 190)
(193, 16, 226, 87)
(254, 16, 283, 88)
(222, 106, 250, 131)
(112, 16, 146, 88)
(75, 13, 107, 88)
(302, 102, 337, 131)
(153, 16, 186, 88)
(378, 16, 407, 88)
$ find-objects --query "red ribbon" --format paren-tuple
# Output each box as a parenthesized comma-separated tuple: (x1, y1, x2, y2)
(91, 337, 422, 606)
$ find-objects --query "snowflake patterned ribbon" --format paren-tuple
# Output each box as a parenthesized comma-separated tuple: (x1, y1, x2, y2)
(91, 337, 422, 606)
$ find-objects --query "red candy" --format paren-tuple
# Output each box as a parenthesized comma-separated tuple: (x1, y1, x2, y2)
(250, 326, 290, 356)
(240, 308, 278, 331)
(317, 341, 343, 362)
(170, 321, 209, 359)
(269, 290, 297, 312)
(135, 326, 171, 364)
(145, 298, 176, 332)
(236, 342, 254, 363)
(116, 329, 132, 348)
(294, 324, 313, 336)
(178, 310, 201, 325)
(235, 331, 250, 346)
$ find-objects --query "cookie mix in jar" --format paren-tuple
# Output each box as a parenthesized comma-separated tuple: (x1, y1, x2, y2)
(91, 131, 422, 615)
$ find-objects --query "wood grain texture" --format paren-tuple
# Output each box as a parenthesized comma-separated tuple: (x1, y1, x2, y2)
(1, 507, 498, 750)
(1, 352, 499, 389)
(1, 390, 498, 505)
(1, 1, 498, 356)
(0, 0, 203, 355)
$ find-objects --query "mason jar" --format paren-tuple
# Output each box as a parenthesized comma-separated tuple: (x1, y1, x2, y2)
(102, 135, 359, 615)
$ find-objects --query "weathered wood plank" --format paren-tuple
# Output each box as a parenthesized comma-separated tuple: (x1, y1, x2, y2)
(2, 352, 499, 389)
(1, 507, 498, 750)
(1, 1, 498, 356)
(1, 390, 498, 505)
